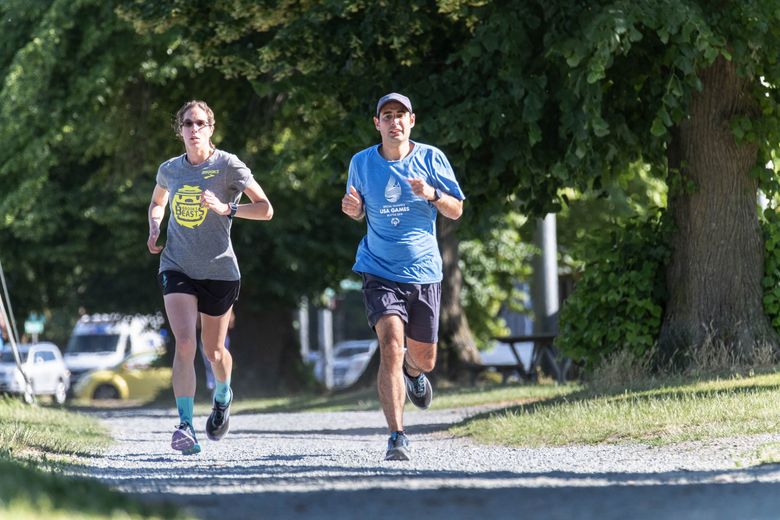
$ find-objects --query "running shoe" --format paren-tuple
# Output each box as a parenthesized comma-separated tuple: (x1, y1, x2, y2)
(206, 390, 232, 441)
(171, 422, 201, 455)
(384, 431, 411, 461)
(403, 368, 433, 409)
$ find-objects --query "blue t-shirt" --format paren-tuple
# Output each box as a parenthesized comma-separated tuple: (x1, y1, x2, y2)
(347, 141, 465, 284)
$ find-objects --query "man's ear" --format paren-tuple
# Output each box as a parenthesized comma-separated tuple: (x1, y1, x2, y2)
(409, 113, 415, 128)
(373, 116, 380, 131)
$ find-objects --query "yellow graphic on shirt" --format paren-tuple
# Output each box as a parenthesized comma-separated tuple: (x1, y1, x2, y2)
(202, 169, 221, 179)
(172, 185, 208, 228)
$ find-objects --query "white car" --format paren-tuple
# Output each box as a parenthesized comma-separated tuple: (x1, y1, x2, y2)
(0, 342, 70, 404)
(64, 313, 166, 388)
(313, 339, 378, 389)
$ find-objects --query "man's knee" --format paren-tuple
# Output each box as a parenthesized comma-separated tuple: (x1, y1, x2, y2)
(407, 350, 436, 373)
(379, 337, 404, 358)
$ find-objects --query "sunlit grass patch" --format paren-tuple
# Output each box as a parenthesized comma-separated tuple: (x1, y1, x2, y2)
(0, 396, 109, 457)
(452, 371, 780, 447)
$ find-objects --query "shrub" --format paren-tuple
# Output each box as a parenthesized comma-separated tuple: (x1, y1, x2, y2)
(557, 211, 671, 368)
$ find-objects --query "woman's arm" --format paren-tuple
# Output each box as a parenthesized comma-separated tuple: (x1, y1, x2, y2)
(148, 184, 169, 254)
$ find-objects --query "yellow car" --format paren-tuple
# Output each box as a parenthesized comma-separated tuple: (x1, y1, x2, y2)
(73, 350, 171, 401)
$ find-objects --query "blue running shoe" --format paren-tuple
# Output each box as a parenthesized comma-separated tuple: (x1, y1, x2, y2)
(403, 368, 432, 409)
(171, 422, 201, 455)
(385, 431, 410, 461)
(206, 390, 232, 441)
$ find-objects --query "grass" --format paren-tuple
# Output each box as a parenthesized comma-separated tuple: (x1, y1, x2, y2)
(0, 396, 190, 519)
(452, 371, 780, 447)
(0, 397, 108, 458)
(226, 378, 579, 414)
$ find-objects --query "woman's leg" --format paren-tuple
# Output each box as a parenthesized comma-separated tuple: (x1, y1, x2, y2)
(164, 293, 198, 413)
(200, 307, 234, 402)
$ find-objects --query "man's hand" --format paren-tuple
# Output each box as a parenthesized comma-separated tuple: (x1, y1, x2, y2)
(407, 178, 435, 201)
(341, 186, 364, 220)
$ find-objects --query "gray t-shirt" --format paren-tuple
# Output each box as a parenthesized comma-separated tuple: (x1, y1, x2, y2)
(156, 149, 252, 280)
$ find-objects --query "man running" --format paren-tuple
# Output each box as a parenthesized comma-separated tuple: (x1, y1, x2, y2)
(341, 92, 465, 461)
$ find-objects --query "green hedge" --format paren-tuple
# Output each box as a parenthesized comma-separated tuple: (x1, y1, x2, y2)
(557, 212, 671, 367)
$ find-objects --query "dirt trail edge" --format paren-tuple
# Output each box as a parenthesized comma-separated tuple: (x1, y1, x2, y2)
(70, 406, 780, 519)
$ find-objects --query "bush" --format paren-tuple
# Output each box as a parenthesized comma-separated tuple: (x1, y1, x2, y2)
(557, 211, 671, 368)
(762, 206, 780, 332)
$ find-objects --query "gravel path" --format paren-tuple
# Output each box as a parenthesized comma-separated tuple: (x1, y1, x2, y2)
(70, 405, 780, 519)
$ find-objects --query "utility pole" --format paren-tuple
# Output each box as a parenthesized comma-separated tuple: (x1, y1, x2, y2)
(531, 214, 560, 334)
(318, 306, 334, 390)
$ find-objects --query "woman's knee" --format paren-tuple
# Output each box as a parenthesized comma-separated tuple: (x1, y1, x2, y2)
(174, 337, 197, 359)
(205, 346, 227, 364)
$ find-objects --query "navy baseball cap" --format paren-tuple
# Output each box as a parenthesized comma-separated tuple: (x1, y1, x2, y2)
(375, 93, 413, 116)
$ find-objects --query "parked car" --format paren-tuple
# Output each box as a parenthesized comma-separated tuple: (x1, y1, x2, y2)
(0, 342, 70, 404)
(72, 350, 171, 401)
(64, 313, 166, 388)
(313, 339, 378, 389)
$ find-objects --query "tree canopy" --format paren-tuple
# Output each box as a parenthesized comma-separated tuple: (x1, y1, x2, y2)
(121, 0, 780, 355)
(4, 0, 780, 366)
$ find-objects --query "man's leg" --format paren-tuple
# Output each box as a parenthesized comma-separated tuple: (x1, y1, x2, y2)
(164, 293, 201, 454)
(201, 307, 234, 441)
(375, 315, 406, 433)
(404, 338, 437, 377)
(401, 281, 439, 409)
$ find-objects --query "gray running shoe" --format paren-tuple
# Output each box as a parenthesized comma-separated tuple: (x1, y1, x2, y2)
(403, 369, 432, 409)
(171, 422, 201, 455)
(384, 431, 410, 461)
(206, 391, 232, 441)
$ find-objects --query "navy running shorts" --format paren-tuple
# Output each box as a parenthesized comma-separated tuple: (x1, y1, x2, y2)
(158, 270, 240, 317)
(360, 272, 441, 344)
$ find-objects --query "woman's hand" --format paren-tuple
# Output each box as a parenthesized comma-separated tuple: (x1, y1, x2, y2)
(201, 189, 230, 216)
(147, 223, 163, 254)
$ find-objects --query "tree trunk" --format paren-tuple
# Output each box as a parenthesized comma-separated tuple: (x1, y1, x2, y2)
(437, 215, 481, 378)
(659, 56, 779, 358)
(230, 303, 302, 393)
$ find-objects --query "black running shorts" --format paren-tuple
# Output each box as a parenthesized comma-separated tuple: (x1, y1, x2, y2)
(158, 270, 240, 317)
(360, 272, 441, 344)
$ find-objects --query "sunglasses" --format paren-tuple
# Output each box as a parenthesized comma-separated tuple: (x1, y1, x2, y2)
(180, 119, 212, 130)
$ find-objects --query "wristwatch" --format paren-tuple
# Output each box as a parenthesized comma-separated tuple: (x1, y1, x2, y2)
(228, 202, 238, 219)
(432, 188, 443, 202)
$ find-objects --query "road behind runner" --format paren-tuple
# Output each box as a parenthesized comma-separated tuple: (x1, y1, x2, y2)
(70, 406, 780, 519)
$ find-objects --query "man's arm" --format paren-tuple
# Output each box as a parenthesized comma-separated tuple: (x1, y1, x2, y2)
(407, 178, 463, 220)
(431, 193, 463, 220)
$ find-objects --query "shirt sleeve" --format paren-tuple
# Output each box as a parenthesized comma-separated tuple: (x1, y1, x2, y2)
(155, 162, 168, 190)
(346, 156, 362, 194)
(430, 148, 465, 200)
(228, 153, 253, 194)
